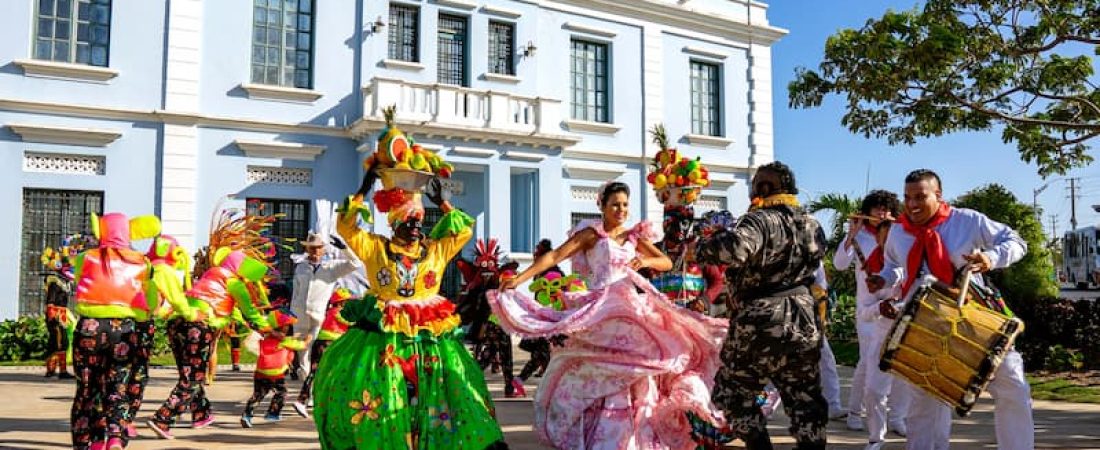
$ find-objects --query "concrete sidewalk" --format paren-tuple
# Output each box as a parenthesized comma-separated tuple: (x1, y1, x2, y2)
(1, 362, 1098, 449)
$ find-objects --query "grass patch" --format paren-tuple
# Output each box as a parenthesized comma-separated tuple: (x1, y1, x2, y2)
(0, 359, 45, 366)
(1028, 375, 1100, 404)
(830, 339, 860, 367)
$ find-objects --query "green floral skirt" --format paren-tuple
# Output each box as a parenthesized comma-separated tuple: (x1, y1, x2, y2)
(312, 327, 504, 449)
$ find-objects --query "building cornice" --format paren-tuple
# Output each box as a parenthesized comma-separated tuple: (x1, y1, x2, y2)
(239, 83, 324, 103)
(235, 139, 326, 161)
(350, 117, 580, 149)
(6, 123, 122, 146)
(542, 0, 787, 45)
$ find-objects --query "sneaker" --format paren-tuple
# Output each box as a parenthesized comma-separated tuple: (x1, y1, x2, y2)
(828, 407, 849, 420)
(760, 388, 782, 418)
(125, 423, 138, 438)
(232, 365, 241, 372)
(44, 371, 56, 378)
(192, 415, 216, 429)
(864, 442, 886, 450)
(292, 402, 310, 418)
(889, 419, 908, 437)
(240, 415, 253, 428)
(59, 372, 75, 380)
(264, 413, 281, 422)
(106, 437, 124, 450)
(846, 414, 865, 431)
(508, 378, 525, 396)
(307, 399, 314, 408)
(145, 420, 173, 439)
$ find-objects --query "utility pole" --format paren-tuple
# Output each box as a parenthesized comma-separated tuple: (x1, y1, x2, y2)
(1068, 177, 1080, 230)
(1049, 214, 1059, 241)
(1033, 182, 1051, 223)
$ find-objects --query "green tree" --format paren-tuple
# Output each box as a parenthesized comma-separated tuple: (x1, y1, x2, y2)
(808, 193, 862, 297)
(788, 0, 1100, 176)
(952, 184, 1059, 304)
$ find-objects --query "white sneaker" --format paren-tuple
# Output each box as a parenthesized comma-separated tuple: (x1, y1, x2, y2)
(889, 419, 908, 437)
(307, 398, 314, 408)
(292, 401, 310, 418)
(846, 414, 865, 431)
(865, 442, 886, 450)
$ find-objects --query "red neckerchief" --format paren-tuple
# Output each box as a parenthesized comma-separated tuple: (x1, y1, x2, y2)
(862, 224, 886, 275)
(898, 202, 954, 294)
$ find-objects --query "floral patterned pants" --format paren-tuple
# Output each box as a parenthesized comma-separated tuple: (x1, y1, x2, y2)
(151, 319, 214, 427)
(298, 338, 333, 403)
(245, 376, 287, 417)
(70, 317, 138, 449)
(125, 321, 155, 423)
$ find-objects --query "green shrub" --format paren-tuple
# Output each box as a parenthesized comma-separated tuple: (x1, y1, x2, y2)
(0, 316, 49, 362)
(827, 293, 857, 344)
(1044, 345, 1085, 372)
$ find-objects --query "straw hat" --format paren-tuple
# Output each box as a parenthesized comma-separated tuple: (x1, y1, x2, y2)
(302, 232, 325, 248)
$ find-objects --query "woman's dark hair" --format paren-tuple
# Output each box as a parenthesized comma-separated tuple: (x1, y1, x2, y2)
(534, 239, 553, 257)
(860, 189, 901, 216)
(598, 181, 630, 206)
(756, 161, 798, 195)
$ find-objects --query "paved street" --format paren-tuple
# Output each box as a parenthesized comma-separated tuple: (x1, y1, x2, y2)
(2, 352, 1100, 450)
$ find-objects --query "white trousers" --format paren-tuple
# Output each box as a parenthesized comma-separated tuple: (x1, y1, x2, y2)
(905, 350, 1033, 450)
(862, 322, 912, 443)
(820, 337, 842, 412)
(848, 322, 874, 415)
(296, 310, 324, 373)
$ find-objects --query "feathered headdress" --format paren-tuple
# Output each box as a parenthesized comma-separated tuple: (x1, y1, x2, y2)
(202, 198, 291, 277)
(474, 238, 503, 268)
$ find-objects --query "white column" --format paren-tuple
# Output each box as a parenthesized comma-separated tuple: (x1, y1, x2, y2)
(159, 0, 203, 250)
(642, 25, 665, 223)
(747, 42, 775, 168)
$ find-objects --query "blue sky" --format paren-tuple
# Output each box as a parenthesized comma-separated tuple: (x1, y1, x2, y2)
(766, 1, 1100, 237)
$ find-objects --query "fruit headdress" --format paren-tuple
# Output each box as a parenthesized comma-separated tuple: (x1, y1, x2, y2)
(365, 106, 457, 225)
(646, 124, 710, 206)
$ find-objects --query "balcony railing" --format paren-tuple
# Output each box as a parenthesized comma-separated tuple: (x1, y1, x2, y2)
(362, 77, 563, 137)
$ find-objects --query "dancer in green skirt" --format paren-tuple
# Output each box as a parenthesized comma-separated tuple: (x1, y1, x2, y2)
(312, 113, 506, 449)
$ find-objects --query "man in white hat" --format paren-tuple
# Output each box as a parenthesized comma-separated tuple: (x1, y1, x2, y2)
(289, 232, 361, 393)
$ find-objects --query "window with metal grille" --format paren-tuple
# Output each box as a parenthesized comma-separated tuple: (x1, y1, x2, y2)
(251, 0, 314, 89)
(388, 3, 419, 62)
(423, 207, 462, 299)
(34, 0, 112, 66)
(488, 21, 514, 76)
(510, 170, 539, 252)
(437, 14, 468, 86)
(246, 198, 310, 284)
(20, 188, 103, 316)
(690, 60, 722, 136)
(570, 39, 610, 123)
(571, 212, 602, 228)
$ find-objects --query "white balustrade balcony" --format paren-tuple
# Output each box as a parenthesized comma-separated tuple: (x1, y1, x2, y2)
(355, 77, 577, 148)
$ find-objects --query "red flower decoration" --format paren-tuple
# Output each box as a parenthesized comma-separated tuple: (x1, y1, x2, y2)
(423, 271, 438, 289)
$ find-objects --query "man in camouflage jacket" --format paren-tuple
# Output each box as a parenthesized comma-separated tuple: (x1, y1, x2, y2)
(692, 161, 829, 450)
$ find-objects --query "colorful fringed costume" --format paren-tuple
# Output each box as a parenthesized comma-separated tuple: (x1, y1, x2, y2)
(455, 239, 522, 396)
(40, 234, 87, 379)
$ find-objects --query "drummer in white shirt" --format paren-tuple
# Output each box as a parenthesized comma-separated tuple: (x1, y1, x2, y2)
(867, 169, 1032, 450)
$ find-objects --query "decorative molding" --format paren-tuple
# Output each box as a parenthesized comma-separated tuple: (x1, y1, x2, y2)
(695, 195, 726, 212)
(570, 185, 599, 202)
(562, 161, 628, 180)
(684, 133, 734, 148)
(23, 151, 105, 175)
(562, 119, 621, 135)
(682, 45, 728, 60)
(246, 166, 312, 185)
(14, 59, 119, 83)
(481, 73, 522, 84)
(235, 140, 326, 161)
(435, 0, 478, 9)
(0, 98, 349, 137)
(707, 172, 738, 189)
(562, 148, 642, 163)
(239, 83, 323, 103)
(563, 21, 618, 38)
(7, 123, 121, 147)
(504, 150, 546, 161)
(451, 146, 497, 158)
(546, 0, 787, 45)
(381, 59, 426, 71)
(481, 4, 521, 18)
(440, 178, 465, 195)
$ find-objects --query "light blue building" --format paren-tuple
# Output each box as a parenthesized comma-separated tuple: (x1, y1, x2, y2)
(0, 0, 785, 319)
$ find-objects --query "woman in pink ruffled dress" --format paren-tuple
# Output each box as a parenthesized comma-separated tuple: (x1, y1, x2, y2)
(489, 182, 728, 449)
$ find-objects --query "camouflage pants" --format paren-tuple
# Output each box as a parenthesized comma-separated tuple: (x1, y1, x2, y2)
(712, 293, 827, 450)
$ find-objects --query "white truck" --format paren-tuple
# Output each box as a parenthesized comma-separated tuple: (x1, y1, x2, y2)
(1062, 226, 1100, 289)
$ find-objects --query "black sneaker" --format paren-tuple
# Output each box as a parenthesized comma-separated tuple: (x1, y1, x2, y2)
(232, 365, 241, 372)
(59, 372, 75, 380)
